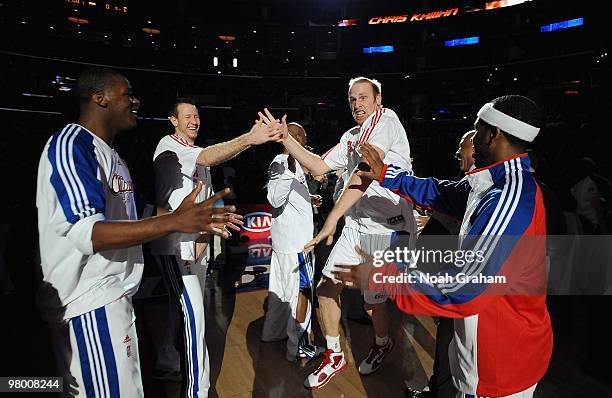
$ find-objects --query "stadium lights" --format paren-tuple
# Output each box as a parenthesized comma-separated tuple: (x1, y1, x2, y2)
(540, 18, 584, 32)
(485, 0, 531, 10)
(338, 19, 358, 27)
(363, 46, 394, 54)
(67, 17, 90, 24)
(445, 37, 479, 47)
(142, 27, 160, 35)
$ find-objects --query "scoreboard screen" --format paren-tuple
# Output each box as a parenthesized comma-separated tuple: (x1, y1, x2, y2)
(64, 0, 128, 15)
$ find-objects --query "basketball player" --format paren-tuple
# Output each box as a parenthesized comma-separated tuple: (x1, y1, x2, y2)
(262, 122, 323, 362)
(260, 76, 417, 390)
(338, 95, 552, 398)
(406, 129, 476, 398)
(36, 68, 239, 397)
(152, 98, 283, 397)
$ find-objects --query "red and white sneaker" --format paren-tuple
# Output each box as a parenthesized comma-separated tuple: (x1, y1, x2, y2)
(304, 349, 347, 390)
(358, 338, 394, 375)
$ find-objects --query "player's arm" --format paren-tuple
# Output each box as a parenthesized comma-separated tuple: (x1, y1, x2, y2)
(259, 108, 331, 176)
(92, 187, 240, 252)
(334, 190, 542, 318)
(196, 119, 283, 167)
(304, 145, 386, 250)
(357, 143, 469, 220)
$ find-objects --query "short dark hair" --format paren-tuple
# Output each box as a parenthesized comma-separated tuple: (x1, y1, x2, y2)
(169, 97, 198, 118)
(480, 95, 541, 150)
(75, 67, 123, 105)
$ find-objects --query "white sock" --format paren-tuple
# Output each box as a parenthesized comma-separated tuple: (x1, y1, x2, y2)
(326, 335, 341, 352)
(375, 334, 389, 346)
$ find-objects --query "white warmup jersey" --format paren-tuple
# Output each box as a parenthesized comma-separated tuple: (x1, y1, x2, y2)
(36, 123, 144, 322)
(151, 133, 212, 261)
(321, 108, 416, 234)
(267, 154, 314, 253)
(263, 155, 316, 356)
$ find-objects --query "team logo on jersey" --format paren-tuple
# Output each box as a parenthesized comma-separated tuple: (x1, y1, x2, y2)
(387, 215, 405, 225)
(242, 212, 272, 233)
(347, 141, 355, 153)
(110, 173, 134, 196)
(123, 335, 132, 357)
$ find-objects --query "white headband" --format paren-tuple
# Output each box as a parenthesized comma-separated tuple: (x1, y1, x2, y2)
(476, 103, 540, 142)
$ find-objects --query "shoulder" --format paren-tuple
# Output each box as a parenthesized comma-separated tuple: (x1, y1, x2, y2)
(48, 124, 97, 156)
(269, 154, 289, 169)
(363, 108, 399, 135)
(377, 109, 402, 130)
(270, 154, 289, 165)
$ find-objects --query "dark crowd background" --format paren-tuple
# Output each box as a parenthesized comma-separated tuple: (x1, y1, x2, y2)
(0, 0, 611, 384)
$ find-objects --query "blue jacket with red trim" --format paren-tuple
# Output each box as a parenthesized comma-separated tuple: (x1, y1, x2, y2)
(374, 154, 552, 397)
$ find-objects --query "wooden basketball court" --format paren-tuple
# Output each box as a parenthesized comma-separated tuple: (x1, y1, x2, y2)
(135, 257, 612, 398)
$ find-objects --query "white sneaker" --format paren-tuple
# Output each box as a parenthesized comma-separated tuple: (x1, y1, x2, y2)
(304, 349, 347, 390)
(358, 338, 394, 375)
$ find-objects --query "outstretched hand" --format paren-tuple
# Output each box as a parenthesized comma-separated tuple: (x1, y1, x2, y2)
(331, 245, 375, 289)
(355, 143, 385, 182)
(258, 108, 288, 141)
(303, 217, 337, 252)
(174, 185, 243, 238)
(247, 117, 284, 145)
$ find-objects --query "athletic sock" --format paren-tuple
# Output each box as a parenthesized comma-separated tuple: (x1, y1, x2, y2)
(326, 335, 341, 352)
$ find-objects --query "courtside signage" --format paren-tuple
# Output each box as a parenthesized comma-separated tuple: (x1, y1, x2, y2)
(242, 212, 272, 233)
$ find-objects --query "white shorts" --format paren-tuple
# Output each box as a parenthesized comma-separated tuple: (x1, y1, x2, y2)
(455, 383, 537, 398)
(50, 296, 143, 398)
(323, 226, 413, 304)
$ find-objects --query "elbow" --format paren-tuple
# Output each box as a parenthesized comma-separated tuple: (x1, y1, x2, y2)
(197, 151, 214, 167)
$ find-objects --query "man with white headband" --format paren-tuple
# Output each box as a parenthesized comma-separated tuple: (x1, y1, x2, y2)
(336, 95, 553, 398)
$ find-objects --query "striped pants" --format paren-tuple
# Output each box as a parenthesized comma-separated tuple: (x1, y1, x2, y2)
(157, 255, 210, 398)
(50, 296, 143, 397)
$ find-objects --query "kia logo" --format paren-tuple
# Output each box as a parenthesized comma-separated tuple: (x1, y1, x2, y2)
(242, 212, 272, 232)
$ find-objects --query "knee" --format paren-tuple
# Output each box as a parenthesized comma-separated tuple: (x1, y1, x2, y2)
(316, 277, 341, 300)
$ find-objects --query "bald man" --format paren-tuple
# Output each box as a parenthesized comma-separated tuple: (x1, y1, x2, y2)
(456, 130, 477, 173)
(262, 123, 323, 362)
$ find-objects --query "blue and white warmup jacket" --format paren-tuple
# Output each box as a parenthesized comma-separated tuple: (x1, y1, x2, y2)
(36, 123, 144, 322)
(372, 154, 553, 397)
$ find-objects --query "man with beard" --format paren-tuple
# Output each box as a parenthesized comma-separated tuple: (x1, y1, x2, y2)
(338, 95, 552, 398)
